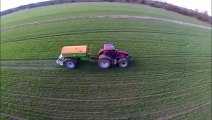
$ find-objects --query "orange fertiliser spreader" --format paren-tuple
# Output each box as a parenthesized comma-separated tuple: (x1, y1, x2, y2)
(61, 45, 88, 54)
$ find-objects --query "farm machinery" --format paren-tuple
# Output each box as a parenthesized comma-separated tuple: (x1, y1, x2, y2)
(56, 43, 131, 69)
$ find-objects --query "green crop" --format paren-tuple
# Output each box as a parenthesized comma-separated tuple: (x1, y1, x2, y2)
(1, 2, 211, 120)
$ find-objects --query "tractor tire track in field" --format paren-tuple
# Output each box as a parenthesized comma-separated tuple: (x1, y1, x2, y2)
(1, 15, 211, 32)
(0, 66, 57, 70)
(1, 93, 210, 117)
(0, 61, 208, 70)
(3, 70, 209, 89)
(0, 56, 210, 71)
(0, 59, 57, 69)
(0, 58, 56, 61)
(155, 102, 211, 120)
(0, 55, 210, 61)
(1, 100, 209, 120)
(1, 82, 209, 102)
(1, 97, 210, 119)
(2, 83, 209, 108)
(1, 28, 205, 44)
(2, 92, 210, 114)
(1, 112, 26, 120)
(0, 55, 210, 67)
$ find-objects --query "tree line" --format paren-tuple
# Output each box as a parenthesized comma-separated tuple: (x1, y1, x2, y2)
(1, 0, 211, 24)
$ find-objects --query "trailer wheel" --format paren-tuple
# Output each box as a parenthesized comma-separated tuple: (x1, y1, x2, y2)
(98, 58, 111, 69)
(118, 58, 128, 68)
(64, 59, 77, 69)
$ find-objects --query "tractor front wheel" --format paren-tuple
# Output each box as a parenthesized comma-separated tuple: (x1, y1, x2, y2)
(64, 59, 77, 70)
(98, 58, 111, 69)
(118, 58, 128, 68)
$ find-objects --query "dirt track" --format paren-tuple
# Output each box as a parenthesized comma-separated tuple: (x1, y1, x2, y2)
(1, 15, 211, 32)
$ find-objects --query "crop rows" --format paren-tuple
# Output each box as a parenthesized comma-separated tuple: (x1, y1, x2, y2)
(1, 3, 211, 120)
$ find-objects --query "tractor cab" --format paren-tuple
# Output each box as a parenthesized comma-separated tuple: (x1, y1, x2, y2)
(103, 43, 116, 59)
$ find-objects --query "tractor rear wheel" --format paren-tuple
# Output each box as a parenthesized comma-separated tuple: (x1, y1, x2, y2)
(98, 58, 111, 69)
(64, 58, 77, 69)
(118, 58, 128, 68)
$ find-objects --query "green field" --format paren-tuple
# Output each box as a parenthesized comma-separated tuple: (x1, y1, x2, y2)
(1, 2, 211, 120)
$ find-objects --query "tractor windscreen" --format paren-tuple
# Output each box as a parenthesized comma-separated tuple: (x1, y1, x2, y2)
(103, 44, 115, 50)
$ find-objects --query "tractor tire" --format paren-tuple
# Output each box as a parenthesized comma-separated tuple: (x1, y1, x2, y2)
(98, 58, 111, 69)
(118, 58, 128, 68)
(64, 58, 77, 70)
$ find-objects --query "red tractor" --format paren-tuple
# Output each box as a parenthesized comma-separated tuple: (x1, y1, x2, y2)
(98, 43, 130, 69)
(56, 43, 130, 69)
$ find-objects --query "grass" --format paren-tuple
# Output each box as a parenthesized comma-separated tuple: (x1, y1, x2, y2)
(1, 2, 211, 120)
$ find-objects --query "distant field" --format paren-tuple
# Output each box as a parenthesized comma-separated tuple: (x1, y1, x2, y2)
(1, 2, 211, 120)
(1, 2, 211, 28)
